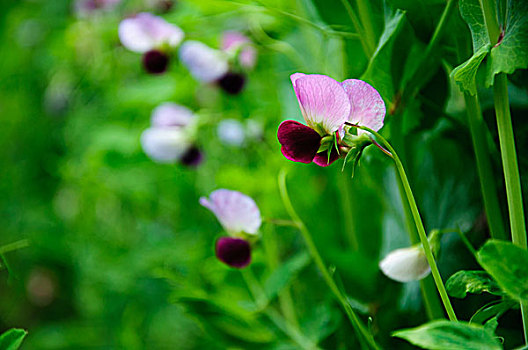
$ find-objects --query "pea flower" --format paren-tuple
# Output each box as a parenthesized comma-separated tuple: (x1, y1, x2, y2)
(221, 31, 257, 70)
(118, 13, 184, 74)
(277, 73, 385, 167)
(140, 103, 202, 166)
(379, 245, 431, 282)
(217, 119, 245, 146)
(200, 189, 262, 268)
(179, 41, 229, 83)
(75, 0, 121, 17)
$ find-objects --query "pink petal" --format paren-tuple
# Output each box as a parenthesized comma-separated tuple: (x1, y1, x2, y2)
(277, 120, 321, 164)
(221, 31, 256, 69)
(221, 31, 250, 51)
(313, 147, 340, 167)
(151, 103, 194, 127)
(199, 189, 261, 235)
(179, 41, 229, 82)
(341, 79, 385, 132)
(290, 73, 350, 134)
(118, 13, 184, 53)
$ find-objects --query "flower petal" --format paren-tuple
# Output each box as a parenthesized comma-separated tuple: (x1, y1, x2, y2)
(379, 246, 431, 283)
(215, 237, 251, 268)
(199, 189, 262, 235)
(179, 41, 229, 83)
(140, 127, 190, 163)
(290, 73, 350, 134)
(277, 120, 321, 164)
(341, 79, 385, 132)
(119, 13, 184, 53)
(151, 102, 194, 127)
(313, 147, 340, 167)
(221, 31, 256, 69)
(217, 119, 245, 146)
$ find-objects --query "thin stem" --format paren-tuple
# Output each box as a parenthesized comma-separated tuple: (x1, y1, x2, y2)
(278, 170, 379, 350)
(0, 239, 30, 255)
(347, 123, 458, 321)
(479, 0, 528, 341)
(339, 0, 374, 57)
(241, 269, 318, 350)
(463, 92, 507, 240)
(455, 227, 477, 256)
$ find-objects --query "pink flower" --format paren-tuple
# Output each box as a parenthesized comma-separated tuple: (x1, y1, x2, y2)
(200, 189, 261, 235)
(277, 73, 385, 166)
(179, 41, 229, 83)
(200, 189, 261, 269)
(140, 103, 202, 166)
(118, 13, 184, 74)
(221, 31, 257, 69)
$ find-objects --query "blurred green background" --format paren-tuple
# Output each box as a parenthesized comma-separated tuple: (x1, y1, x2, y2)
(1, 0, 527, 348)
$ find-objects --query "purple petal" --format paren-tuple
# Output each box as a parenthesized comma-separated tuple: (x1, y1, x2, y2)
(180, 146, 203, 167)
(313, 147, 340, 167)
(142, 50, 169, 74)
(179, 41, 229, 83)
(215, 237, 251, 268)
(119, 13, 184, 53)
(199, 189, 262, 235)
(151, 103, 194, 127)
(341, 79, 385, 132)
(290, 73, 350, 134)
(277, 120, 321, 164)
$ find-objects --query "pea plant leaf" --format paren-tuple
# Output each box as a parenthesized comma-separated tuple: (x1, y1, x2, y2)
(0, 329, 28, 350)
(455, 0, 528, 92)
(264, 251, 310, 301)
(476, 240, 528, 303)
(393, 320, 502, 350)
(446, 270, 503, 298)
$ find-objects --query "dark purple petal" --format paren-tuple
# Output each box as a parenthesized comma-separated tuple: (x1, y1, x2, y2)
(313, 146, 340, 167)
(142, 50, 169, 74)
(215, 237, 251, 268)
(277, 120, 321, 164)
(180, 146, 203, 167)
(218, 72, 246, 94)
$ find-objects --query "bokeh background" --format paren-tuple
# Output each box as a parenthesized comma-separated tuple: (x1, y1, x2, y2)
(1, 0, 527, 348)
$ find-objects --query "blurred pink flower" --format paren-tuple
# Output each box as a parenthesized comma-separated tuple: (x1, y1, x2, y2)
(179, 41, 229, 83)
(221, 31, 257, 69)
(277, 73, 385, 166)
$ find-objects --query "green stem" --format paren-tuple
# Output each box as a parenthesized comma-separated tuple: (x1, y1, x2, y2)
(355, 0, 376, 54)
(463, 92, 508, 240)
(350, 124, 458, 321)
(241, 269, 318, 350)
(263, 224, 300, 328)
(0, 239, 30, 255)
(278, 171, 379, 350)
(339, 0, 374, 57)
(479, 0, 528, 341)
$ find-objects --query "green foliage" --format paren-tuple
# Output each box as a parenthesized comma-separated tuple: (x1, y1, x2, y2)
(0, 329, 27, 350)
(393, 320, 502, 350)
(264, 251, 310, 301)
(446, 270, 503, 298)
(477, 240, 528, 303)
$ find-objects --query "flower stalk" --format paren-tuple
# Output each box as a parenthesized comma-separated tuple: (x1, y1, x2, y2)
(279, 170, 379, 350)
(347, 123, 458, 322)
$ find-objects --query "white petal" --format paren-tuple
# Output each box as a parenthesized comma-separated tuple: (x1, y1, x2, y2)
(151, 103, 194, 127)
(140, 127, 190, 163)
(179, 41, 229, 83)
(119, 13, 183, 53)
(217, 119, 245, 146)
(199, 189, 261, 235)
(379, 246, 431, 283)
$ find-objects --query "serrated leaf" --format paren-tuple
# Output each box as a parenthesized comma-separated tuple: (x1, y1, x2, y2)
(0, 329, 28, 350)
(446, 270, 503, 298)
(264, 252, 310, 301)
(477, 240, 528, 302)
(451, 44, 491, 95)
(393, 320, 502, 350)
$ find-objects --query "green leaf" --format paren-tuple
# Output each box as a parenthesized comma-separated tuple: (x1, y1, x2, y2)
(486, 0, 528, 85)
(470, 300, 516, 324)
(458, 0, 528, 87)
(393, 320, 502, 350)
(451, 44, 491, 95)
(264, 252, 310, 301)
(477, 240, 528, 302)
(0, 329, 28, 350)
(446, 270, 503, 298)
